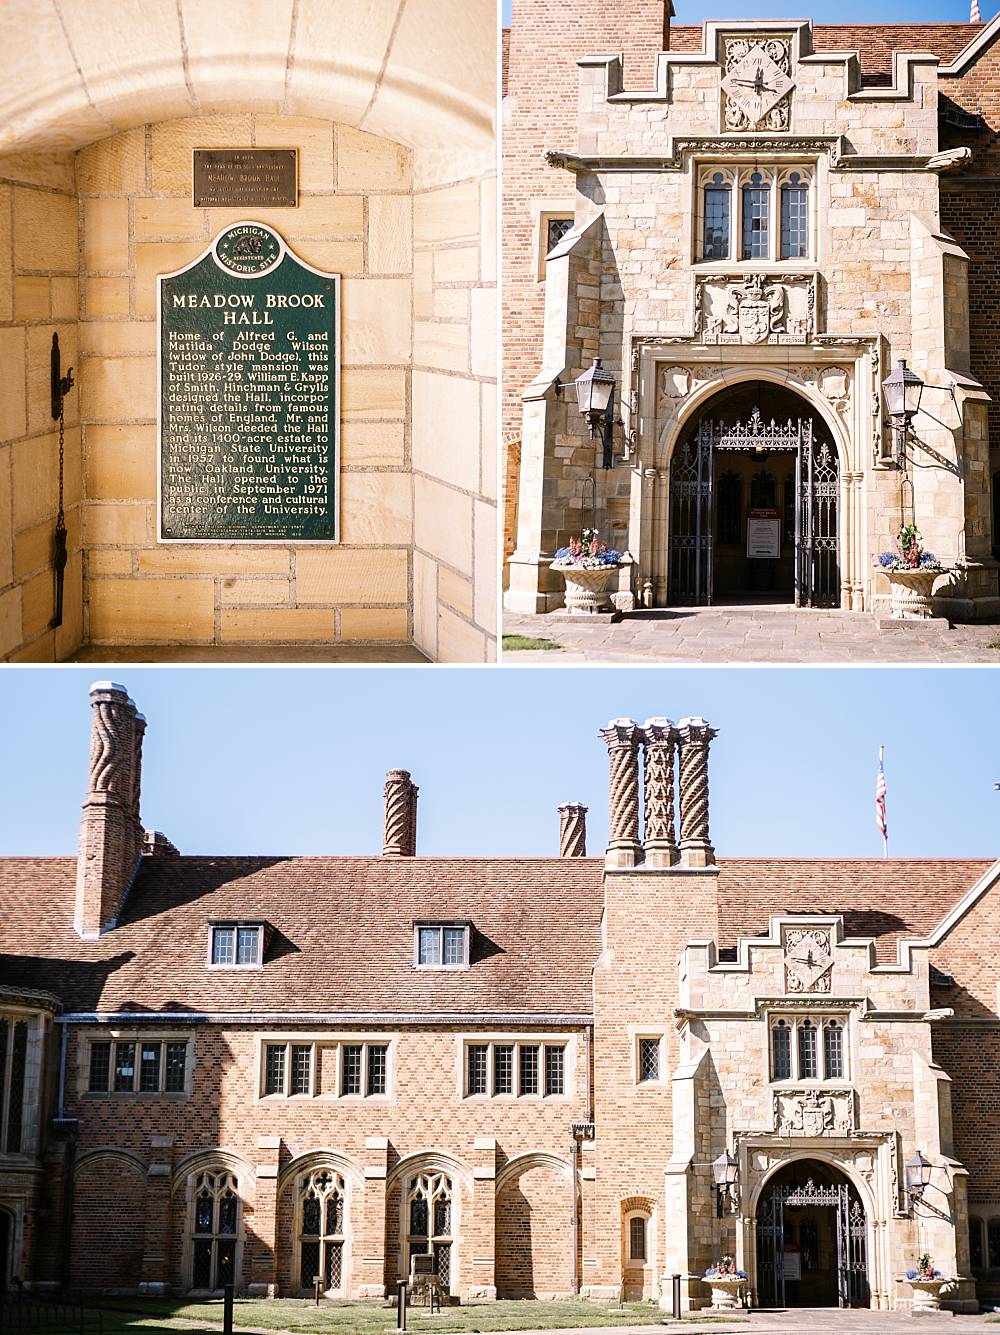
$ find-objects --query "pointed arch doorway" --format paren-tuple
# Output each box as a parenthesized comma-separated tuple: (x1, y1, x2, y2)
(668, 382, 840, 608)
(755, 1160, 869, 1309)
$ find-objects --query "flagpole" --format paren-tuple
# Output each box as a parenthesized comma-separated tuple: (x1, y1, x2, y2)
(880, 745, 888, 859)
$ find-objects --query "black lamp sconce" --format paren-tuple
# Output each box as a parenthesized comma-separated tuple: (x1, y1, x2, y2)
(880, 359, 960, 470)
(49, 333, 75, 630)
(555, 357, 617, 470)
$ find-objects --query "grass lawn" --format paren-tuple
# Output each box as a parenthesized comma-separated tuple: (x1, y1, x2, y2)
(501, 635, 563, 652)
(94, 1296, 726, 1332)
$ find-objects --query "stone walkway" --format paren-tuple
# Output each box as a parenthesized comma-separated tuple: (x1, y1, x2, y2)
(503, 606, 1000, 664)
(516, 1314, 996, 1335)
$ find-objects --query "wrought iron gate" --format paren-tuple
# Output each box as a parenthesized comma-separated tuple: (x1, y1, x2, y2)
(755, 1178, 869, 1309)
(668, 410, 839, 607)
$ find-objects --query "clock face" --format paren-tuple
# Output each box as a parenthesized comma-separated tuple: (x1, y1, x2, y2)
(784, 929, 833, 992)
(721, 44, 794, 129)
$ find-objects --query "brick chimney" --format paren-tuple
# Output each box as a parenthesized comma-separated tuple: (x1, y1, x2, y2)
(642, 717, 679, 868)
(677, 717, 718, 868)
(558, 803, 588, 856)
(600, 718, 642, 869)
(383, 769, 418, 857)
(75, 682, 146, 938)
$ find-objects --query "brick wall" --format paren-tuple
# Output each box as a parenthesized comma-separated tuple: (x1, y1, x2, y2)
(0, 153, 83, 661)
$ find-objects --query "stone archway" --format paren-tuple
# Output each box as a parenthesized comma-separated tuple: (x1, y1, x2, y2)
(754, 1158, 869, 1310)
(662, 381, 842, 609)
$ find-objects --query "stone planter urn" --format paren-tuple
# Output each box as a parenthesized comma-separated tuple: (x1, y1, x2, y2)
(555, 564, 614, 614)
(705, 1276, 744, 1310)
(885, 568, 941, 620)
(907, 1276, 949, 1312)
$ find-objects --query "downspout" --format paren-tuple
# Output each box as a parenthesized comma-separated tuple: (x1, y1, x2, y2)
(53, 1025, 78, 1294)
(571, 1022, 596, 1296)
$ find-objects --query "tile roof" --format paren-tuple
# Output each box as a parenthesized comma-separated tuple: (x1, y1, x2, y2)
(669, 23, 978, 85)
(0, 856, 988, 1015)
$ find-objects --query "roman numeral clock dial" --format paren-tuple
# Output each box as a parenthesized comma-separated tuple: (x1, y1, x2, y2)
(721, 42, 794, 131)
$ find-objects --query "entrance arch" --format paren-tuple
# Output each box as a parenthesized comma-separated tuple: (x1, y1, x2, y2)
(665, 381, 842, 608)
(754, 1159, 869, 1309)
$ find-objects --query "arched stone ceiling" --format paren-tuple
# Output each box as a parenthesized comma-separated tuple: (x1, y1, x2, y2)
(0, 0, 495, 159)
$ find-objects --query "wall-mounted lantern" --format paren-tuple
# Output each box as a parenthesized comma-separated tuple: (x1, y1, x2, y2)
(905, 1149, 933, 1209)
(555, 357, 617, 469)
(880, 359, 960, 470)
(712, 1148, 739, 1218)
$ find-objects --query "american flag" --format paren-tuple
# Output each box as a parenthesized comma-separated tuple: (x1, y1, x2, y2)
(876, 746, 888, 857)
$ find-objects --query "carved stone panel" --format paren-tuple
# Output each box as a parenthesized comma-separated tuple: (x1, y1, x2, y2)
(773, 1087, 856, 1136)
(783, 926, 833, 993)
(697, 273, 816, 345)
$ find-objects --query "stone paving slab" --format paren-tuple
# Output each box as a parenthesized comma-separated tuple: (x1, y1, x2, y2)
(503, 607, 1000, 665)
(509, 1316, 996, 1335)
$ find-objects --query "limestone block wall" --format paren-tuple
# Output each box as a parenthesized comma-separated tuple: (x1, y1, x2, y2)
(76, 114, 414, 650)
(411, 158, 498, 662)
(0, 153, 83, 662)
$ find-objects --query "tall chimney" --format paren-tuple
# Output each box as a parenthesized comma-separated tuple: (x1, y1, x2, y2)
(677, 717, 718, 868)
(600, 718, 642, 869)
(643, 717, 679, 868)
(383, 769, 418, 857)
(558, 803, 588, 857)
(75, 682, 145, 938)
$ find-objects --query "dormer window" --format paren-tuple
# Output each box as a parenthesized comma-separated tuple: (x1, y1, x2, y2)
(414, 922, 470, 969)
(209, 923, 264, 968)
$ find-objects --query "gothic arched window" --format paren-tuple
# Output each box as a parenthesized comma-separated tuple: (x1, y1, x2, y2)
(823, 1021, 844, 1079)
(406, 1173, 454, 1292)
(703, 172, 731, 259)
(750, 469, 776, 510)
(190, 1170, 239, 1291)
(298, 1169, 347, 1293)
(771, 1019, 792, 1080)
(797, 1019, 819, 1079)
(741, 172, 770, 260)
(717, 470, 742, 545)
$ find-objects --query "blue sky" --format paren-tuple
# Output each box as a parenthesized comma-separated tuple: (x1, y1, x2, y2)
(1, 667, 997, 860)
(502, 0, 990, 25)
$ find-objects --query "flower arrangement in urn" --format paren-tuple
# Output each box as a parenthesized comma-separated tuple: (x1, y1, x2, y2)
(704, 1256, 747, 1280)
(875, 524, 943, 573)
(552, 529, 624, 615)
(552, 528, 623, 570)
(875, 526, 945, 620)
(906, 1253, 942, 1281)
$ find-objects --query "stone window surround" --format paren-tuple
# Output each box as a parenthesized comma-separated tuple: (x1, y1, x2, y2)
(694, 162, 816, 266)
(455, 1032, 576, 1102)
(768, 1009, 852, 1084)
(293, 1166, 350, 1296)
(76, 1029, 193, 1098)
(254, 1032, 397, 1103)
(531, 197, 577, 282)
(624, 1209, 650, 1266)
(628, 1027, 667, 1089)
(183, 1166, 243, 1296)
(207, 922, 266, 970)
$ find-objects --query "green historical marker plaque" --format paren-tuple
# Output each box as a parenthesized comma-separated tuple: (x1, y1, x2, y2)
(158, 221, 339, 542)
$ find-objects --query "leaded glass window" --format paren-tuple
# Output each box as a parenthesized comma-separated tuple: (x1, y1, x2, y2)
(88, 1041, 111, 1093)
(211, 924, 261, 966)
(703, 172, 731, 259)
(416, 924, 469, 968)
(443, 928, 465, 965)
(629, 1215, 647, 1262)
(298, 1169, 346, 1292)
(546, 217, 573, 254)
(5, 1021, 26, 1153)
(406, 1174, 453, 1294)
(291, 1045, 312, 1096)
(211, 927, 235, 965)
(989, 1219, 1000, 1269)
(545, 1044, 565, 1095)
(467, 1044, 488, 1095)
(417, 926, 441, 966)
(824, 1021, 844, 1079)
(750, 469, 776, 510)
(519, 1044, 539, 1095)
(772, 1020, 792, 1080)
(638, 1037, 661, 1084)
(165, 1043, 187, 1093)
(236, 926, 260, 965)
(190, 1171, 240, 1292)
(341, 1044, 363, 1096)
(494, 1044, 513, 1095)
(798, 1020, 818, 1079)
(114, 1042, 136, 1093)
(717, 470, 741, 546)
(367, 1044, 388, 1095)
(780, 173, 808, 259)
(264, 1044, 286, 1096)
(139, 1043, 161, 1093)
(741, 172, 770, 260)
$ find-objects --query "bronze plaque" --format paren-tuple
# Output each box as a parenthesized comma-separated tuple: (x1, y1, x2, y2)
(193, 148, 298, 208)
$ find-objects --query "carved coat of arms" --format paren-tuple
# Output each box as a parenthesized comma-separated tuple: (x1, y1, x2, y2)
(730, 275, 785, 344)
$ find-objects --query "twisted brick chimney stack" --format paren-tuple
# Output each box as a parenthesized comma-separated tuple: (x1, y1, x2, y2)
(75, 682, 146, 938)
(383, 769, 418, 857)
(558, 803, 588, 857)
